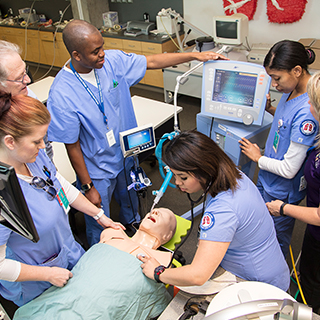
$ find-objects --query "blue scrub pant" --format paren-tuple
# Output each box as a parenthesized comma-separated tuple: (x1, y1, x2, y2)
(256, 178, 299, 258)
(83, 165, 140, 246)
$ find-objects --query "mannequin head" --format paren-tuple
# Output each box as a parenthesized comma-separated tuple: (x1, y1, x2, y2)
(136, 208, 177, 248)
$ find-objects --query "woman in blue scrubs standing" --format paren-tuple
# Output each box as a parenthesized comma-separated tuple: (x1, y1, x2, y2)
(139, 130, 289, 292)
(239, 40, 318, 257)
(0, 93, 123, 306)
(267, 72, 320, 314)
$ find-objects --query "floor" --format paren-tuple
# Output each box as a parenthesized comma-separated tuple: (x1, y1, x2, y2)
(0, 65, 307, 318)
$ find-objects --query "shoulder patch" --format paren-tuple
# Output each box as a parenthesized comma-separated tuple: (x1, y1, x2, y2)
(300, 120, 316, 136)
(121, 51, 132, 56)
(200, 212, 215, 231)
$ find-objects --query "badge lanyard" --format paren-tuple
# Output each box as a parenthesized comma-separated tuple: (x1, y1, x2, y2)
(69, 61, 109, 130)
(273, 118, 283, 153)
(43, 166, 70, 214)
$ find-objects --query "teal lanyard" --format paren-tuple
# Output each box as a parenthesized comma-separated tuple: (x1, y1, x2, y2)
(69, 61, 109, 129)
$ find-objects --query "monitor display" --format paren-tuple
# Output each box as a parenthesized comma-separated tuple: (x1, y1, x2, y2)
(212, 69, 257, 108)
(0, 162, 39, 242)
(201, 60, 271, 126)
(120, 124, 156, 157)
(128, 130, 152, 149)
(216, 21, 237, 39)
(213, 13, 248, 46)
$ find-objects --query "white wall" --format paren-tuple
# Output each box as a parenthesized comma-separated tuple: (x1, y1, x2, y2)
(183, 0, 320, 46)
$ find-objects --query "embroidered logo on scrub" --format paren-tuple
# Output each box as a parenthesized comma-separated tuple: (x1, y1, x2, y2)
(200, 212, 215, 231)
(121, 51, 132, 57)
(300, 120, 316, 136)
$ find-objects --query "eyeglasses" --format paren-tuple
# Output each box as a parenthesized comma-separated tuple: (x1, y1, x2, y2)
(6, 66, 29, 84)
(30, 175, 57, 201)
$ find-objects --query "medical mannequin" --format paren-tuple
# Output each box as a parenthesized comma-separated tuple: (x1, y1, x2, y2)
(239, 40, 318, 257)
(47, 19, 227, 246)
(13, 208, 177, 320)
(100, 208, 176, 266)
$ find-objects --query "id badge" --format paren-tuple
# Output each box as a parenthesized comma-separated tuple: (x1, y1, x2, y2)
(57, 188, 70, 214)
(273, 131, 280, 153)
(106, 129, 116, 147)
(299, 175, 307, 192)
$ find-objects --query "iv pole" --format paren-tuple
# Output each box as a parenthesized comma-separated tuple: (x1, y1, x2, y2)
(150, 47, 227, 211)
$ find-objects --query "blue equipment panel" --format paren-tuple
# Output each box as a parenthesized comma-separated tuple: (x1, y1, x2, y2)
(197, 112, 273, 177)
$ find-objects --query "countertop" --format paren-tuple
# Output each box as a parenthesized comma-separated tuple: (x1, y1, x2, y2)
(0, 22, 181, 44)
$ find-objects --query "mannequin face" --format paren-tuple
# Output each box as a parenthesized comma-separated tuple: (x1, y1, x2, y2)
(139, 208, 176, 245)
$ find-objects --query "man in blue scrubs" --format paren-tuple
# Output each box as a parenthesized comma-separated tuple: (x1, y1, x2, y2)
(47, 19, 227, 246)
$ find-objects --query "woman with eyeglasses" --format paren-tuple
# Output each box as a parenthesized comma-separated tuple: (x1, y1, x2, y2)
(0, 92, 124, 306)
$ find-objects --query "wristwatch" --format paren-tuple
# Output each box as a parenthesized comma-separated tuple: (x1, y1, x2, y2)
(154, 265, 166, 283)
(81, 181, 94, 192)
(280, 202, 287, 216)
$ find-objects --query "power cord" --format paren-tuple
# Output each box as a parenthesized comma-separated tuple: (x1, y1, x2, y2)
(178, 296, 209, 320)
(289, 244, 307, 305)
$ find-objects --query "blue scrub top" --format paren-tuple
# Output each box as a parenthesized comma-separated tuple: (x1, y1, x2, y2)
(258, 92, 318, 202)
(47, 50, 147, 180)
(0, 150, 84, 306)
(199, 173, 290, 291)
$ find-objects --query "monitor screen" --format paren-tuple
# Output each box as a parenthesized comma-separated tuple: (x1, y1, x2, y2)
(201, 60, 271, 126)
(120, 124, 156, 157)
(212, 69, 257, 108)
(213, 13, 248, 46)
(216, 21, 237, 39)
(128, 129, 152, 149)
(0, 162, 39, 242)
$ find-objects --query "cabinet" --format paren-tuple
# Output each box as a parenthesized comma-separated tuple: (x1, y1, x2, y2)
(25, 30, 42, 63)
(0, 26, 182, 88)
(40, 31, 66, 67)
(103, 34, 183, 87)
(56, 33, 70, 66)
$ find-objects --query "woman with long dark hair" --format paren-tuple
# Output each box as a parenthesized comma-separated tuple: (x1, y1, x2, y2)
(139, 130, 289, 291)
(240, 40, 318, 257)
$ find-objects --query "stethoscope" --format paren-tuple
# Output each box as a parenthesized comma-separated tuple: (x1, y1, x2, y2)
(166, 181, 212, 268)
